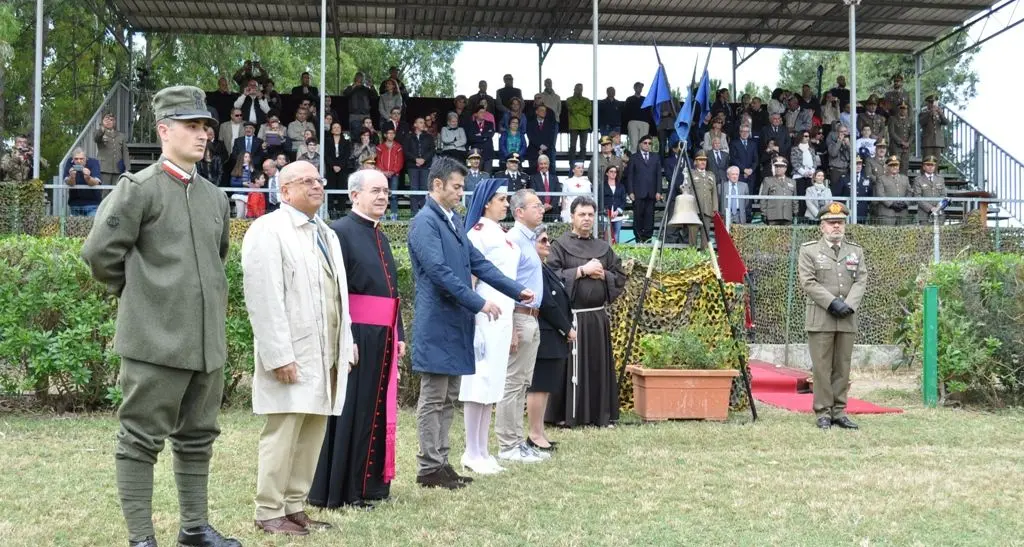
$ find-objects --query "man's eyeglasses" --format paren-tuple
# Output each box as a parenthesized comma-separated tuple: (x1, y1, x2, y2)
(286, 177, 326, 187)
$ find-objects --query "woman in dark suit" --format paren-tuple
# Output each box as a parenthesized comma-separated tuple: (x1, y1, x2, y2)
(526, 225, 575, 452)
(323, 121, 351, 216)
(602, 164, 627, 243)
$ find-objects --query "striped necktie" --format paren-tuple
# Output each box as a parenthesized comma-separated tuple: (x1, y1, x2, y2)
(309, 219, 332, 273)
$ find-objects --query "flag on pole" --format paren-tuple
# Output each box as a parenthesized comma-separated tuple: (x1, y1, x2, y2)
(641, 65, 672, 125)
(674, 84, 695, 143)
(713, 212, 754, 329)
(694, 69, 712, 130)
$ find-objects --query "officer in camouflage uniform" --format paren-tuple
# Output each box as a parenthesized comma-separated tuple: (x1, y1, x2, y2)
(687, 150, 719, 249)
(887, 103, 913, 175)
(0, 135, 47, 181)
(81, 86, 240, 547)
(798, 202, 867, 430)
(759, 156, 796, 225)
(876, 156, 912, 225)
(913, 155, 948, 225)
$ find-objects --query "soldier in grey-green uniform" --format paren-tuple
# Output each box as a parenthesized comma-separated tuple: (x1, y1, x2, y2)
(81, 86, 240, 547)
(913, 155, 948, 225)
(94, 112, 131, 186)
(686, 150, 719, 249)
(887, 103, 913, 175)
(919, 95, 948, 161)
(759, 156, 796, 225)
(798, 202, 867, 430)
(876, 156, 911, 225)
(857, 97, 887, 139)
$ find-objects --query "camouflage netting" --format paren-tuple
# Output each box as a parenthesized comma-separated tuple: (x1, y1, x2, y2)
(0, 180, 46, 236)
(733, 213, 1024, 345)
(608, 261, 747, 411)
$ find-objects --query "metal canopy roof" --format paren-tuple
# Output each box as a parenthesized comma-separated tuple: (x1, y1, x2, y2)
(111, 0, 997, 53)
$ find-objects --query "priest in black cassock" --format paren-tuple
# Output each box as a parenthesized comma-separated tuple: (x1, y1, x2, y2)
(545, 195, 629, 428)
(309, 169, 405, 509)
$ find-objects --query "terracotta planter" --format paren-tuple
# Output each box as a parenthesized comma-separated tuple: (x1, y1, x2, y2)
(626, 365, 739, 421)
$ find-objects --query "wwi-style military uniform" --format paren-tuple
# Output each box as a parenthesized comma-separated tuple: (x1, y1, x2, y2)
(798, 203, 868, 427)
(81, 86, 238, 547)
(760, 162, 797, 225)
(876, 159, 912, 225)
(94, 122, 131, 185)
(913, 158, 948, 225)
(687, 160, 719, 249)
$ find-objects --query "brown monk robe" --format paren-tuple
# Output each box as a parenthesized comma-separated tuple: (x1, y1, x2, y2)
(544, 196, 628, 427)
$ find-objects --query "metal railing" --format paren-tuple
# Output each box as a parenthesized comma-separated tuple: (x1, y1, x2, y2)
(941, 104, 1024, 224)
(51, 80, 132, 218)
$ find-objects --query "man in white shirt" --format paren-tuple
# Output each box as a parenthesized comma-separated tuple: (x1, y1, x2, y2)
(233, 79, 270, 125)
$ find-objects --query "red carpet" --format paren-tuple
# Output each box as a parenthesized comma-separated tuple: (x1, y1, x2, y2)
(748, 360, 903, 414)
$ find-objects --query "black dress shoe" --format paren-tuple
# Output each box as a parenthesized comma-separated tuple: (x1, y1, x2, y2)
(833, 416, 860, 429)
(177, 524, 242, 547)
(442, 463, 474, 484)
(348, 499, 376, 510)
(416, 469, 465, 490)
(129, 537, 157, 547)
(527, 438, 556, 452)
(816, 416, 832, 430)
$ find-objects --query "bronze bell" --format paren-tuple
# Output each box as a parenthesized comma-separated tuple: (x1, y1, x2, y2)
(668, 192, 702, 226)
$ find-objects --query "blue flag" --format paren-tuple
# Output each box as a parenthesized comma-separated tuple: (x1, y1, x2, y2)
(694, 69, 712, 130)
(641, 65, 672, 125)
(674, 69, 712, 145)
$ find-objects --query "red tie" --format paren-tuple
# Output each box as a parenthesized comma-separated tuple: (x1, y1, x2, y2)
(543, 173, 550, 204)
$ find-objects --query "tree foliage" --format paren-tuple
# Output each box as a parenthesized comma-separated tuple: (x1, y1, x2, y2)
(777, 32, 978, 108)
(1, 0, 460, 178)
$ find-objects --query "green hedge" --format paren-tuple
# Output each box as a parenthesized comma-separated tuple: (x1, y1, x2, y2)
(0, 235, 713, 410)
(899, 252, 1024, 406)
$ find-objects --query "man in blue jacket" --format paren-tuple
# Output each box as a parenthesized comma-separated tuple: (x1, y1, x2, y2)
(407, 156, 535, 490)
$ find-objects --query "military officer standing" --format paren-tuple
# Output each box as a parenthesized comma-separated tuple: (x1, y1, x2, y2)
(94, 112, 131, 187)
(913, 155, 948, 225)
(686, 150, 719, 249)
(81, 86, 240, 547)
(798, 202, 867, 430)
(876, 156, 911, 225)
(919, 95, 948, 161)
(760, 156, 796, 225)
(887, 103, 913, 174)
(858, 98, 887, 139)
(883, 74, 910, 116)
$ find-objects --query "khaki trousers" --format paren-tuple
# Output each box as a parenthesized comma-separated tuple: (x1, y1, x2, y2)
(496, 314, 540, 452)
(254, 413, 328, 520)
(416, 373, 461, 475)
(808, 331, 856, 419)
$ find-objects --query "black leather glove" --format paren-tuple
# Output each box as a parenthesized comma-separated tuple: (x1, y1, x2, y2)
(827, 298, 854, 318)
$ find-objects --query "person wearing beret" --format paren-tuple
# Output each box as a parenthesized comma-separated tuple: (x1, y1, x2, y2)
(81, 86, 239, 547)
(798, 202, 867, 430)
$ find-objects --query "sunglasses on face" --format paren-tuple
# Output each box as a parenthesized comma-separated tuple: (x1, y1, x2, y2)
(538, 237, 550, 244)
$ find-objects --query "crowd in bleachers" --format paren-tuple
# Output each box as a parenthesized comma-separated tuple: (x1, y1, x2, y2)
(43, 61, 950, 229)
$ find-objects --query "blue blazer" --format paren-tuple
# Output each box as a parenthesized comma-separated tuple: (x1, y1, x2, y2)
(729, 138, 759, 183)
(407, 197, 525, 376)
(603, 179, 627, 212)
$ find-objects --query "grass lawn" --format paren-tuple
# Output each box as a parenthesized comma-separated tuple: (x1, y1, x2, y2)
(2, 371, 1024, 546)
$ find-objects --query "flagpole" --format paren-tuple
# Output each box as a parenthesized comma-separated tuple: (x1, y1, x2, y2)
(617, 45, 758, 422)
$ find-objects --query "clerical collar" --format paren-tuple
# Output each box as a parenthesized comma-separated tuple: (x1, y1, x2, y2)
(161, 159, 194, 184)
(351, 208, 381, 228)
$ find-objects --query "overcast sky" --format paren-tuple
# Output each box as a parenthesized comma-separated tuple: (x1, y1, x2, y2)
(451, 18, 1024, 161)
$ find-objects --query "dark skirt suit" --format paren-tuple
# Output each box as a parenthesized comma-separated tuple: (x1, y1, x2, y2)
(529, 263, 574, 394)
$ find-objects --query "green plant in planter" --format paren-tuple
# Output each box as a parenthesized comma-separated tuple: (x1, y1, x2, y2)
(637, 323, 743, 370)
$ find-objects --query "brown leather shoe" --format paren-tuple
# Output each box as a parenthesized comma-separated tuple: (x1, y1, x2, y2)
(254, 517, 309, 536)
(286, 511, 333, 531)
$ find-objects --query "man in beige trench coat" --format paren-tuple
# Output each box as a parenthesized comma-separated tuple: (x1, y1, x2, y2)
(242, 160, 357, 536)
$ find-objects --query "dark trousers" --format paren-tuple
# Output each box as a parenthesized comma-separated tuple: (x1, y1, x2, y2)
(325, 167, 347, 217)
(632, 197, 656, 242)
(408, 168, 429, 215)
(568, 130, 588, 166)
(795, 177, 811, 218)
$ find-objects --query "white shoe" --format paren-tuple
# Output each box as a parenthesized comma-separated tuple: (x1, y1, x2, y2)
(484, 455, 506, 472)
(497, 444, 543, 463)
(461, 454, 501, 475)
(526, 444, 552, 460)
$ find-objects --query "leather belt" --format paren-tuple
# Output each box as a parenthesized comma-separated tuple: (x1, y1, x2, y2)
(514, 305, 540, 318)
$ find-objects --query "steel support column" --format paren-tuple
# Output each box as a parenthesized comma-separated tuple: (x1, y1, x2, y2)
(731, 46, 738, 99)
(33, 0, 44, 179)
(847, 0, 860, 223)
(914, 53, 923, 158)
